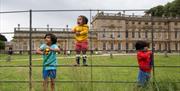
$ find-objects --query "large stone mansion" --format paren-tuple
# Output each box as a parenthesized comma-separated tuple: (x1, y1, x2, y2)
(12, 12, 180, 53)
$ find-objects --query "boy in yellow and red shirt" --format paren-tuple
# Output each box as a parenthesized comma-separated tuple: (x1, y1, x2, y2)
(72, 15, 89, 66)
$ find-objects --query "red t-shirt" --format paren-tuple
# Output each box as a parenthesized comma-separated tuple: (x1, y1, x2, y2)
(137, 50, 152, 72)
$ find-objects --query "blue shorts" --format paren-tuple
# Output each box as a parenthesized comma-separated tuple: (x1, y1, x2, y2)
(138, 70, 151, 86)
(43, 69, 56, 80)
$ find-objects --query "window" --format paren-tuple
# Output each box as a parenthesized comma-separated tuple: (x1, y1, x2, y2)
(126, 43, 129, 50)
(110, 33, 114, 39)
(126, 21, 129, 24)
(132, 30, 135, 38)
(175, 43, 178, 51)
(118, 42, 121, 50)
(158, 22, 161, 25)
(126, 31, 128, 38)
(145, 22, 148, 25)
(138, 22, 141, 25)
(165, 43, 167, 51)
(118, 32, 121, 38)
(132, 21, 135, 24)
(111, 42, 114, 50)
(175, 22, 178, 26)
(103, 42, 106, 50)
(132, 43, 135, 49)
(152, 22, 155, 25)
(145, 30, 148, 38)
(175, 31, 178, 39)
(102, 33, 106, 38)
(159, 44, 161, 51)
(138, 30, 141, 38)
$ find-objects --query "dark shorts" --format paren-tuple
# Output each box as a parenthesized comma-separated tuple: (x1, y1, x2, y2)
(75, 41, 88, 52)
(43, 69, 56, 80)
(138, 70, 151, 86)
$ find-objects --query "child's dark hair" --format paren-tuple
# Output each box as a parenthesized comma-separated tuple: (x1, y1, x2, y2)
(79, 15, 88, 24)
(44, 33, 57, 44)
(135, 41, 150, 50)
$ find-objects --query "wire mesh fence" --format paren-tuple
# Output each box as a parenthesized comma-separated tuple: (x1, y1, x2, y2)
(0, 9, 180, 91)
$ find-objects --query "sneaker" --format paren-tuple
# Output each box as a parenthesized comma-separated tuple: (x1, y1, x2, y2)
(74, 64, 80, 66)
(82, 64, 88, 66)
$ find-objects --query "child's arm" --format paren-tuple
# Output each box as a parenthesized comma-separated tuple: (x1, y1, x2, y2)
(80, 27, 88, 35)
(50, 47, 60, 52)
(36, 48, 44, 55)
(72, 27, 81, 36)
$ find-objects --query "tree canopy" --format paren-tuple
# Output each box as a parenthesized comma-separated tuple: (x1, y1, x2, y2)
(0, 34, 7, 50)
(0, 34, 7, 41)
(145, 0, 180, 17)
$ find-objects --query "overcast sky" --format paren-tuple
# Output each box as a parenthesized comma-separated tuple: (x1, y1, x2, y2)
(0, 0, 174, 41)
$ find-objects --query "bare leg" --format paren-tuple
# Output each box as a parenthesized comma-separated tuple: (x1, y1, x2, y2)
(43, 78, 48, 91)
(50, 78, 55, 91)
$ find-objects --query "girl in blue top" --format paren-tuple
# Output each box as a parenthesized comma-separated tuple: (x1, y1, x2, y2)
(36, 33, 60, 91)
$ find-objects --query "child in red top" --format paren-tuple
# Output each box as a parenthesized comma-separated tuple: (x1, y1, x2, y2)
(135, 41, 153, 87)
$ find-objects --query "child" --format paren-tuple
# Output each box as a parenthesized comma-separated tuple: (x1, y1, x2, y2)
(72, 15, 89, 66)
(135, 41, 153, 87)
(6, 47, 13, 62)
(36, 33, 60, 91)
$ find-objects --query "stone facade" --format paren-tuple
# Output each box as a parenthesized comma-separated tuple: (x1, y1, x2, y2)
(13, 12, 180, 53)
(92, 12, 180, 53)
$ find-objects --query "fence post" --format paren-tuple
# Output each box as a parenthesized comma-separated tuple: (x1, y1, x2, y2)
(89, 9, 93, 91)
(151, 16, 156, 87)
(29, 9, 32, 91)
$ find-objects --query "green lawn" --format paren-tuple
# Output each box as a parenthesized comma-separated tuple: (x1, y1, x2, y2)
(0, 54, 179, 91)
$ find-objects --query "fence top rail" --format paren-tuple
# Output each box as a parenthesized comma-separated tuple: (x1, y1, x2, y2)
(0, 9, 149, 14)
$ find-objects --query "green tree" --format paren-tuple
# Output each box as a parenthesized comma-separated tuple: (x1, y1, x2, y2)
(0, 34, 7, 49)
(0, 34, 7, 41)
(146, 0, 180, 17)
(164, 2, 172, 17)
(0, 40, 5, 49)
(145, 5, 164, 17)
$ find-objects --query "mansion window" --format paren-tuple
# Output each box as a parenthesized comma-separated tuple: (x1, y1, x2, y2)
(111, 42, 114, 50)
(158, 22, 161, 25)
(118, 32, 121, 38)
(132, 30, 135, 38)
(145, 22, 148, 25)
(110, 33, 114, 39)
(103, 33, 106, 38)
(138, 30, 141, 38)
(132, 21, 135, 25)
(145, 30, 148, 38)
(175, 43, 178, 51)
(175, 31, 178, 39)
(118, 42, 121, 50)
(126, 31, 128, 38)
(126, 43, 129, 50)
(103, 42, 106, 50)
(175, 22, 178, 26)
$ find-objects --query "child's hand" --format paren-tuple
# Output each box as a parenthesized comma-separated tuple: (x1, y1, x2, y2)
(76, 32, 80, 36)
(49, 48, 55, 51)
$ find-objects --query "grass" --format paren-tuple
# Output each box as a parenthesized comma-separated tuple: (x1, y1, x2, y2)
(0, 54, 179, 91)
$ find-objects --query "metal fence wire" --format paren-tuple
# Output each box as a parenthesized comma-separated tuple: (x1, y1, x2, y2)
(0, 9, 180, 91)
